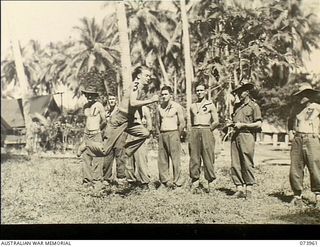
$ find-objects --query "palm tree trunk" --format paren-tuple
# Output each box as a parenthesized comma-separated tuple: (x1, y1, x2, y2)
(234, 68, 239, 85)
(116, 2, 132, 89)
(11, 39, 33, 154)
(239, 49, 243, 80)
(173, 72, 177, 100)
(157, 55, 170, 86)
(181, 0, 192, 130)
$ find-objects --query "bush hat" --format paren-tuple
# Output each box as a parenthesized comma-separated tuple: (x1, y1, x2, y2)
(231, 81, 255, 94)
(81, 85, 99, 95)
(292, 82, 320, 96)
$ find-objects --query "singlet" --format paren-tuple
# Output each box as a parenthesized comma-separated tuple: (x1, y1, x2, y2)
(293, 103, 320, 134)
(84, 101, 103, 131)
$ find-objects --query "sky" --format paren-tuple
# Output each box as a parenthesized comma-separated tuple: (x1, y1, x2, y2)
(1, 0, 320, 108)
(1, 1, 114, 54)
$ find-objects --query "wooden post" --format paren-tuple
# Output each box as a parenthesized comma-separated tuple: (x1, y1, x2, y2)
(272, 133, 278, 147)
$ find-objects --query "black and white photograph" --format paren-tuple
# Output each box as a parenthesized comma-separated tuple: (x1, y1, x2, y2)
(1, 0, 320, 239)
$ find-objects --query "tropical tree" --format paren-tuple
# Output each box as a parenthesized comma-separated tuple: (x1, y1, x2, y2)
(189, 0, 320, 124)
(1, 40, 44, 98)
(63, 17, 120, 96)
(125, 1, 180, 88)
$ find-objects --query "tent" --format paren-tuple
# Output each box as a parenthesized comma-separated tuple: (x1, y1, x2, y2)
(1, 95, 61, 130)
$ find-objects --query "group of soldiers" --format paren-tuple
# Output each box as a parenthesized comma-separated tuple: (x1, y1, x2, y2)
(76, 65, 320, 208)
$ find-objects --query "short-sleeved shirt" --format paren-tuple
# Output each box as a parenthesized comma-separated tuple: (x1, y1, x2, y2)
(232, 99, 262, 124)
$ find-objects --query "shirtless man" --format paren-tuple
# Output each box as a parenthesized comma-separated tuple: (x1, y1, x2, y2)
(78, 85, 106, 186)
(189, 83, 219, 193)
(157, 86, 185, 189)
(84, 66, 158, 159)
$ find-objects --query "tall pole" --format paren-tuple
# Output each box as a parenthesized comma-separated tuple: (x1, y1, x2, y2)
(116, 1, 132, 90)
(10, 21, 33, 154)
(181, 0, 192, 130)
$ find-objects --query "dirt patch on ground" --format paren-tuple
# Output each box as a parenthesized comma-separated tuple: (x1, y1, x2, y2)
(1, 143, 319, 224)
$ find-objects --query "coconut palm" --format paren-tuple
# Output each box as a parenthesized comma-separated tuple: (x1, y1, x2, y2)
(62, 17, 120, 96)
(125, 1, 179, 87)
(1, 40, 44, 98)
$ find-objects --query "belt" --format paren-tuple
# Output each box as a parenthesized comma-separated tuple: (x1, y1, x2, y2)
(160, 129, 178, 133)
(295, 132, 319, 138)
(84, 129, 101, 135)
(192, 124, 210, 128)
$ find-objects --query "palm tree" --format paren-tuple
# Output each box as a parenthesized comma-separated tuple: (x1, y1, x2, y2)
(180, 0, 193, 129)
(10, 36, 33, 154)
(125, 1, 178, 87)
(1, 40, 44, 97)
(63, 17, 120, 96)
(116, 2, 132, 90)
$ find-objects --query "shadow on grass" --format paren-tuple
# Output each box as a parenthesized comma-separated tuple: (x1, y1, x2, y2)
(268, 192, 292, 203)
(268, 191, 316, 207)
(1, 152, 31, 164)
(115, 183, 142, 197)
(274, 208, 320, 224)
(216, 187, 235, 196)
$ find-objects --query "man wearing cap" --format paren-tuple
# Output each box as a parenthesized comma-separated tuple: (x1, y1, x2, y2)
(78, 85, 106, 188)
(157, 85, 185, 189)
(288, 83, 320, 208)
(102, 94, 127, 184)
(230, 81, 262, 199)
(84, 66, 159, 160)
(189, 83, 219, 193)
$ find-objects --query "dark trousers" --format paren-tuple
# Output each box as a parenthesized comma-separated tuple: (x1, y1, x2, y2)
(103, 133, 127, 180)
(86, 110, 150, 157)
(82, 132, 103, 182)
(231, 132, 255, 186)
(158, 130, 183, 186)
(290, 134, 320, 194)
(189, 128, 216, 183)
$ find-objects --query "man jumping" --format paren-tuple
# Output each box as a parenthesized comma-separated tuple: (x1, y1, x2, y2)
(79, 66, 159, 159)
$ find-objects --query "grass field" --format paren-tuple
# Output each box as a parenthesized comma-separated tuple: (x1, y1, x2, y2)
(1, 143, 320, 224)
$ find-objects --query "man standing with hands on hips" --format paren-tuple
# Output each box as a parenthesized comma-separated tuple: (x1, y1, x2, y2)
(229, 81, 262, 199)
(189, 83, 219, 193)
(288, 82, 320, 208)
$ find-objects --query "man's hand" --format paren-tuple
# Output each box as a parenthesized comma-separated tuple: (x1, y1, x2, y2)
(289, 130, 295, 142)
(234, 122, 244, 129)
(151, 95, 159, 103)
